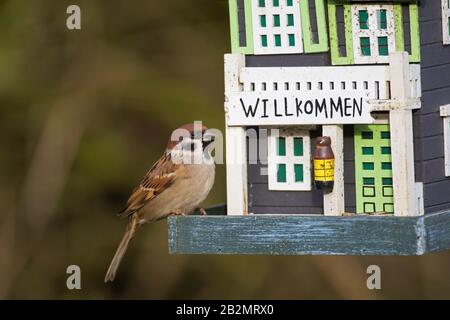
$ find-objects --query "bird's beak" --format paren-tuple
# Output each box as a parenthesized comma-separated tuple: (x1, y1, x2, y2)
(202, 134, 215, 148)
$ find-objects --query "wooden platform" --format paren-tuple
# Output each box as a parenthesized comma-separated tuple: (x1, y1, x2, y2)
(168, 206, 450, 256)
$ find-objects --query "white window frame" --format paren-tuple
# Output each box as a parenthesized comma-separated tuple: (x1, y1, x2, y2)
(268, 128, 311, 191)
(251, 0, 303, 55)
(351, 4, 396, 64)
(440, 105, 450, 176)
(442, 0, 450, 45)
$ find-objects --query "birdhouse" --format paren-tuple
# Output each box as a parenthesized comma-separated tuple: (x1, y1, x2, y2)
(168, 0, 450, 256)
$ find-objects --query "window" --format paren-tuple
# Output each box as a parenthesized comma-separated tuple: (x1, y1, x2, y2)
(287, 13, 294, 26)
(260, 15, 267, 27)
(442, 0, 450, 44)
(273, 14, 280, 27)
(440, 105, 450, 176)
(268, 129, 311, 191)
(377, 36, 389, 56)
(377, 9, 387, 29)
(351, 4, 395, 64)
(251, 0, 304, 54)
(360, 37, 371, 56)
(261, 34, 268, 47)
(288, 34, 295, 46)
(359, 10, 368, 29)
(354, 124, 394, 214)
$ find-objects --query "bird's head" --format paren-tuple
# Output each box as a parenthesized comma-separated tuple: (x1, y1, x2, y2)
(167, 123, 215, 164)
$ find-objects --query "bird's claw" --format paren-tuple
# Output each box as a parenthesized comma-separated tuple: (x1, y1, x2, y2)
(172, 209, 187, 216)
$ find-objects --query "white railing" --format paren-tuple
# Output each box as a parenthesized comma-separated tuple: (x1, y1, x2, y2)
(238, 64, 421, 100)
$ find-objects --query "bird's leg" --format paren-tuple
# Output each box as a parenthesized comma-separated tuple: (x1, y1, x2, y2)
(196, 207, 207, 216)
(171, 209, 187, 216)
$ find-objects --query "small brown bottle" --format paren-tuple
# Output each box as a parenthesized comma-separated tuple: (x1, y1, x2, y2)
(313, 136, 335, 192)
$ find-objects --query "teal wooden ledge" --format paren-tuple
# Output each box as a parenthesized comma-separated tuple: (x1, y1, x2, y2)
(168, 207, 450, 256)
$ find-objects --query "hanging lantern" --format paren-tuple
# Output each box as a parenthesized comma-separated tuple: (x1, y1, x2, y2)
(313, 136, 335, 192)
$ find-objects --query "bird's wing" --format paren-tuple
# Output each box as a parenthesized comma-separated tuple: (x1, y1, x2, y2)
(118, 153, 180, 218)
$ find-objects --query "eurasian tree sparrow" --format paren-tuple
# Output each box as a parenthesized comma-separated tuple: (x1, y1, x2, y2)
(105, 123, 215, 282)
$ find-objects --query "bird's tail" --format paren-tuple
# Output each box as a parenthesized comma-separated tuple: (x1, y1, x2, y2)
(104, 216, 140, 283)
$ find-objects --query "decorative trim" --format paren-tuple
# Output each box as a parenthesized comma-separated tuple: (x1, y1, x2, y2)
(440, 104, 450, 177)
(229, 0, 254, 54)
(394, 3, 421, 62)
(323, 125, 345, 216)
(300, 0, 329, 53)
(328, 1, 354, 65)
(224, 54, 249, 215)
(388, 52, 420, 216)
(442, 0, 450, 45)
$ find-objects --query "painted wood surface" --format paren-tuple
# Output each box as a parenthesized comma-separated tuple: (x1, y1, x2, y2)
(225, 54, 249, 216)
(300, 0, 329, 53)
(323, 125, 345, 216)
(168, 209, 450, 256)
(441, 105, 450, 177)
(442, 0, 450, 45)
(389, 52, 420, 217)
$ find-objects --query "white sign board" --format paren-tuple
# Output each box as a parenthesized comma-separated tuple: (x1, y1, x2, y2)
(226, 91, 375, 126)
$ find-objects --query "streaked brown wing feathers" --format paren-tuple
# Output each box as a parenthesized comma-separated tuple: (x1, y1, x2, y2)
(118, 153, 178, 218)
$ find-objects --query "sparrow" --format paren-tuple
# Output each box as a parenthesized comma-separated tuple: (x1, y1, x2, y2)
(104, 123, 215, 282)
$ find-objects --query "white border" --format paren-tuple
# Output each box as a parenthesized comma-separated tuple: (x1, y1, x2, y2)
(443, 0, 450, 45)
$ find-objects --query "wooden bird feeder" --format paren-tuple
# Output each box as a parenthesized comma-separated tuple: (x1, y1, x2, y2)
(168, 0, 450, 256)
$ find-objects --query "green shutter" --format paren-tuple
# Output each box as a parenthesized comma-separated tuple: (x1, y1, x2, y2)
(287, 0, 293, 6)
(273, 14, 280, 27)
(277, 164, 287, 183)
(377, 9, 387, 29)
(260, 15, 267, 27)
(261, 35, 268, 47)
(294, 164, 304, 182)
(294, 137, 303, 156)
(378, 36, 389, 56)
(359, 10, 369, 29)
(288, 34, 295, 46)
(277, 137, 286, 156)
(360, 37, 371, 56)
(355, 124, 394, 214)
(287, 14, 294, 26)
(259, 0, 265, 7)
(274, 34, 281, 46)
(273, 0, 279, 7)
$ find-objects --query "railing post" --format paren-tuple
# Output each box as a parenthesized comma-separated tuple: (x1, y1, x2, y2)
(225, 54, 248, 215)
(323, 125, 345, 216)
(389, 52, 420, 216)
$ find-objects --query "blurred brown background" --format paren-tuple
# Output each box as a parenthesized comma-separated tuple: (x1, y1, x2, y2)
(0, 0, 449, 299)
